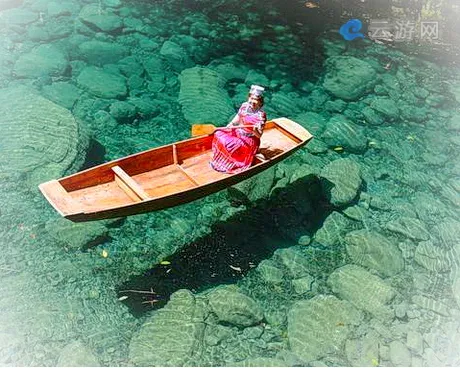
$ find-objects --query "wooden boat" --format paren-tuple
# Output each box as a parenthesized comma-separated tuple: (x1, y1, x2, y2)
(39, 118, 313, 222)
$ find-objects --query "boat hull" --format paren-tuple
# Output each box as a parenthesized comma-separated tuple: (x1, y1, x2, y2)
(39, 118, 313, 222)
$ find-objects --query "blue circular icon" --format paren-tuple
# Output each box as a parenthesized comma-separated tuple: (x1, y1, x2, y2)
(340, 19, 365, 41)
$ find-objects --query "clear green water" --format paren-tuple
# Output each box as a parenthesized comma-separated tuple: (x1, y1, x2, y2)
(1, 0, 460, 366)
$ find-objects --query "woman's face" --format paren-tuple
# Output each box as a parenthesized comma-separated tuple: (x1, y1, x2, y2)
(248, 94, 261, 109)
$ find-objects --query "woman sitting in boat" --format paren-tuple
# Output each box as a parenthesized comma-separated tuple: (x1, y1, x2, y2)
(210, 85, 267, 173)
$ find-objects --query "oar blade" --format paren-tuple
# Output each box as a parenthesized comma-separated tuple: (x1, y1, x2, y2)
(191, 124, 217, 136)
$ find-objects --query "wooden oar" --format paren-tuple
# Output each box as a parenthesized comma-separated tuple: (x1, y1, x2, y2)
(191, 124, 254, 137)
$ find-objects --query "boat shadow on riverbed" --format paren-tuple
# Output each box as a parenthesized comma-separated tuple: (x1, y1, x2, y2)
(117, 173, 340, 317)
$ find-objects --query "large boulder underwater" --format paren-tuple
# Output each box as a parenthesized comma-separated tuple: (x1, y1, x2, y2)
(0, 85, 89, 188)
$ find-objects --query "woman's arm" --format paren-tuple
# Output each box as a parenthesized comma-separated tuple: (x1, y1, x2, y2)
(226, 113, 240, 127)
(253, 111, 267, 138)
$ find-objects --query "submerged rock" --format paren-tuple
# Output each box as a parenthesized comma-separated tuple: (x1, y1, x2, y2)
(452, 263, 460, 309)
(412, 294, 451, 317)
(178, 66, 234, 125)
(14, 44, 68, 78)
(0, 7, 37, 25)
(0, 86, 89, 187)
(327, 264, 396, 320)
(291, 275, 314, 294)
(42, 82, 83, 110)
(78, 40, 129, 66)
(389, 340, 412, 367)
(342, 205, 370, 222)
(257, 259, 284, 285)
(207, 286, 263, 327)
(78, 4, 123, 33)
(274, 247, 312, 278)
(370, 97, 400, 122)
(129, 289, 206, 366)
(345, 330, 380, 367)
(362, 106, 385, 125)
(271, 91, 303, 116)
(160, 40, 193, 72)
(229, 166, 276, 204)
(321, 115, 367, 153)
(323, 56, 377, 101)
(314, 211, 353, 247)
(58, 340, 100, 367)
(320, 158, 362, 206)
(385, 216, 430, 241)
(109, 100, 138, 123)
(287, 295, 363, 363)
(45, 218, 109, 249)
(345, 229, 404, 277)
(432, 218, 460, 248)
(294, 111, 326, 137)
(414, 240, 451, 273)
(77, 66, 127, 99)
(229, 357, 290, 367)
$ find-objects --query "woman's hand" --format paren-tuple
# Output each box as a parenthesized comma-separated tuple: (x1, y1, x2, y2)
(253, 126, 262, 138)
(227, 114, 240, 127)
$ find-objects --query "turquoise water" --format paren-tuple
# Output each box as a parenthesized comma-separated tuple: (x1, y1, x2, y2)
(1, 0, 460, 366)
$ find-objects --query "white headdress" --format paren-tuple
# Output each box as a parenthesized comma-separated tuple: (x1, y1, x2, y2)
(250, 85, 265, 97)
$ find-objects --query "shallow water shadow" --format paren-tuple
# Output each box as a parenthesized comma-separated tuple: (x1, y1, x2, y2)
(118, 174, 332, 317)
(81, 139, 106, 171)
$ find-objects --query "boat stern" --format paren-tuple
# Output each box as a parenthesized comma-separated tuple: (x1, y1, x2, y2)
(38, 180, 83, 220)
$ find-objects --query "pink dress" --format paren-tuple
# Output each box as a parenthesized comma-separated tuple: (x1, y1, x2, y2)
(210, 102, 267, 173)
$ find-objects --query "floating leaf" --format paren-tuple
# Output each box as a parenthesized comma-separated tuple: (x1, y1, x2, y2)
(305, 1, 319, 8)
(333, 146, 344, 152)
(160, 260, 171, 265)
